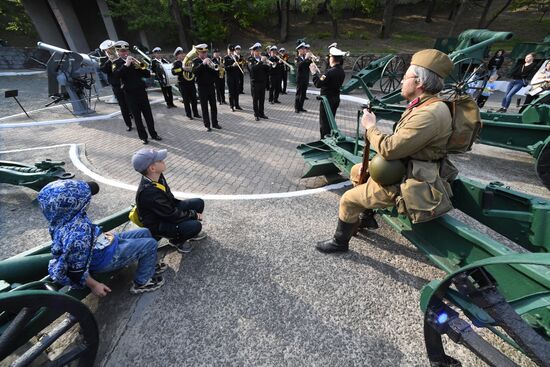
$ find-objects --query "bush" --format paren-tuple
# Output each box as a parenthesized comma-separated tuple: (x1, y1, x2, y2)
(315, 31, 332, 39)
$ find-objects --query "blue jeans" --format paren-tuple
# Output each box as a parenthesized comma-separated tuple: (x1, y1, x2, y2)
(502, 79, 524, 109)
(157, 198, 204, 242)
(94, 228, 158, 285)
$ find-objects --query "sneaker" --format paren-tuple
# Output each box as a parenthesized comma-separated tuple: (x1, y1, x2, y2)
(497, 107, 507, 113)
(189, 231, 207, 241)
(130, 275, 165, 294)
(155, 262, 168, 275)
(169, 240, 194, 253)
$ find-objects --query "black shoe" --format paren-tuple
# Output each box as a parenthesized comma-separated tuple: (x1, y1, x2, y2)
(255, 116, 260, 121)
(299, 108, 307, 112)
(194, 114, 202, 118)
(127, 126, 132, 131)
(304, 97, 309, 100)
(260, 115, 268, 119)
(213, 124, 222, 129)
(239, 91, 244, 94)
(497, 107, 507, 113)
(167, 104, 177, 108)
(358, 209, 379, 231)
(315, 220, 357, 254)
(281, 92, 287, 94)
(219, 102, 222, 105)
(187, 115, 194, 120)
(235, 106, 243, 110)
(152, 135, 162, 141)
(231, 107, 235, 112)
(142, 139, 149, 145)
(206, 127, 212, 132)
(295, 110, 300, 113)
(274, 100, 281, 104)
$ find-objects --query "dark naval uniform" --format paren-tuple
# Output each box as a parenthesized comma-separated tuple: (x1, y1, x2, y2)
(248, 56, 271, 120)
(237, 55, 246, 93)
(294, 55, 312, 112)
(151, 57, 176, 108)
(171, 60, 200, 119)
(100, 58, 132, 129)
(112, 58, 159, 142)
(211, 56, 226, 104)
(192, 58, 221, 130)
(268, 55, 284, 103)
(224, 54, 242, 110)
(313, 64, 345, 138)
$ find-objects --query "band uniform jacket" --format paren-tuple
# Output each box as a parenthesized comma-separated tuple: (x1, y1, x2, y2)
(192, 58, 218, 89)
(100, 58, 121, 86)
(112, 58, 150, 91)
(171, 60, 196, 85)
(151, 58, 169, 87)
(295, 56, 312, 84)
(268, 56, 284, 78)
(313, 64, 345, 97)
(248, 57, 270, 84)
(224, 55, 241, 78)
(366, 94, 457, 223)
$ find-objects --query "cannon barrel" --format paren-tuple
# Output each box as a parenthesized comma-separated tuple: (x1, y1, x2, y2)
(449, 29, 514, 61)
(457, 29, 514, 45)
(37, 41, 72, 55)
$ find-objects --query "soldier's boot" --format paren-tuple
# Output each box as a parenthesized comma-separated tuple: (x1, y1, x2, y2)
(316, 219, 358, 253)
(357, 209, 379, 231)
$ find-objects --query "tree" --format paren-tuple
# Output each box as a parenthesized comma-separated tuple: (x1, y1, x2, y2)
(0, 0, 36, 37)
(380, 0, 396, 38)
(425, 0, 437, 23)
(169, 0, 192, 49)
(448, 0, 467, 36)
(301, 0, 346, 38)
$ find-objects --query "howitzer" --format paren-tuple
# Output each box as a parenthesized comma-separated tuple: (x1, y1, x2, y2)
(37, 42, 106, 115)
(0, 160, 74, 192)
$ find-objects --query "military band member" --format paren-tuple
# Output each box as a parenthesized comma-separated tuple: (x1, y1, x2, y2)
(316, 49, 456, 253)
(268, 46, 284, 104)
(248, 43, 271, 121)
(279, 47, 289, 94)
(171, 47, 201, 120)
(211, 48, 226, 105)
(294, 42, 312, 113)
(112, 41, 161, 145)
(310, 47, 346, 138)
(192, 43, 222, 131)
(224, 44, 243, 112)
(151, 47, 176, 108)
(99, 40, 133, 131)
(235, 45, 245, 94)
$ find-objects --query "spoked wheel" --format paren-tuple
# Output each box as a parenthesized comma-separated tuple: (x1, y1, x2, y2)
(535, 138, 550, 191)
(423, 267, 550, 367)
(380, 56, 407, 94)
(441, 58, 487, 100)
(352, 54, 375, 73)
(0, 290, 98, 366)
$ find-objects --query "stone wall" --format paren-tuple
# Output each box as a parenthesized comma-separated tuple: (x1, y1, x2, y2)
(0, 47, 50, 70)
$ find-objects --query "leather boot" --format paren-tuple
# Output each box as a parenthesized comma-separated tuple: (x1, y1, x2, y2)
(316, 219, 357, 253)
(358, 209, 379, 230)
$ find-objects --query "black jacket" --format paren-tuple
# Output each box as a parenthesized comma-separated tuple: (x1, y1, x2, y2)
(224, 55, 241, 78)
(151, 58, 169, 87)
(192, 58, 218, 89)
(248, 57, 270, 84)
(295, 56, 312, 84)
(313, 64, 345, 97)
(172, 59, 196, 86)
(269, 56, 284, 79)
(510, 61, 538, 81)
(136, 174, 197, 233)
(112, 58, 151, 91)
(100, 58, 121, 86)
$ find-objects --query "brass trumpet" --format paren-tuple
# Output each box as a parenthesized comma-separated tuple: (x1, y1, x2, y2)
(126, 55, 148, 69)
(276, 55, 294, 72)
(306, 52, 320, 63)
(204, 58, 220, 71)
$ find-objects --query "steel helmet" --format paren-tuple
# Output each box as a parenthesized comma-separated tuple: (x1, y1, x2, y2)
(369, 154, 406, 186)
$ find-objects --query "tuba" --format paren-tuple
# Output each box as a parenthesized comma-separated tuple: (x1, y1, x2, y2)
(182, 45, 198, 81)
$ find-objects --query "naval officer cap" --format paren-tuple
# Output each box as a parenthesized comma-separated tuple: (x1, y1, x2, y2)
(235, 45, 242, 50)
(410, 49, 453, 78)
(195, 43, 208, 52)
(329, 47, 348, 57)
(152, 47, 161, 53)
(328, 42, 338, 49)
(173, 46, 184, 56)
(114, 40, 129, 50)
(227, 44, 235, 51)
(269, 45, 278, 51)
(304, 44, 311, 49)
(295, 42, 306, 50)
(279, 47, 286, 52)
(250, 42, 262, 50)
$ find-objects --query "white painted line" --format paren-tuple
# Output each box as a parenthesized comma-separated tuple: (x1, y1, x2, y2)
(1, 144, 351, 200)
(0, 70, 46, 76)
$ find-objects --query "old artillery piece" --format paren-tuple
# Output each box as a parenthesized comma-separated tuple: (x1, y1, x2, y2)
(0, 208, 131, 366)
(0, 160, 74, 192)
(343, 53, 408, 94)
(297, 95, 550, 365)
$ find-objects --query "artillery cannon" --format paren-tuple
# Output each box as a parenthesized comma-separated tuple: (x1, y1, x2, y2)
(0, 160, 74, 192)
(37, 42, 107, 115)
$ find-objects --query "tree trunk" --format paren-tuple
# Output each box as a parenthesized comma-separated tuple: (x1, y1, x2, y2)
(425, 0, 437, 23)
(169, 0, 191, 49)
(280, 0, 289, 42)
(448, 0, 466, 36)
(379, 0, 396, 39)
(477, 0, 493, 28)
(484, 0, 513, 28)
(448, 0, 459, 20)
(277, 0, 282, 29)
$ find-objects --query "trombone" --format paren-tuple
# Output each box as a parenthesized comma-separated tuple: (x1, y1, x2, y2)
(231, 54, 245, 74)
(276, 55, 294, 72)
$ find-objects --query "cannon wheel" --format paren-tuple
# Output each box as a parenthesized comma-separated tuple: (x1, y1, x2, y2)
(441, 57, 487, 100)
(535, 138, 550, 191)
(0, 290, 98, 366)
(379, 56, 407, 94)
(424, 268, 550, 367)
(352, 54, 375, 73)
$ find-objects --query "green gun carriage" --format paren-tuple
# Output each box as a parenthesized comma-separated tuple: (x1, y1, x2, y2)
(0, 160, 74, 192)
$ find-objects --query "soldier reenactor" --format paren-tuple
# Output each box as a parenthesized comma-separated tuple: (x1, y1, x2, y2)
(268, 46, 284, 104)
(171, 47, 201, 120)
(112, 41, 161, 145)
(310, 46, 347, 138)
(294, 42, 312, 113)
(248, 43, 271, 121)
(235, 45, 245, 94)
(192, 43, 222, 131)
(279, 47, 289, 94)
(99, 40, 133, 131)
(151, 47, 176, 108)
(316, 49, 456, 253)
(211, 48, 226, 105)
(224, 44, 243, 112)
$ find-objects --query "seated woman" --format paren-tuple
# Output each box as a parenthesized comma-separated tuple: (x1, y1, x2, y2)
(38, 179, 166, 295)
(523, 60, 550, 108)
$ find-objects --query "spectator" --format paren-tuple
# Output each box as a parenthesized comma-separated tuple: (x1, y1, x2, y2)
(476, 74, 499, 108)
(498, 53, 538, 112)
(523, 60, 550, 107)
(487, 49, 505, 77)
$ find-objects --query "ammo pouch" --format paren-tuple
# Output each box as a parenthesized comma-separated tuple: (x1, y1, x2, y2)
(397, 160, 453, 224)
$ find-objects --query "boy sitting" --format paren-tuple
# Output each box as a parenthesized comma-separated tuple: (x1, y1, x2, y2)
(38, 180, 166, 295)
(132, 148, 206, 253)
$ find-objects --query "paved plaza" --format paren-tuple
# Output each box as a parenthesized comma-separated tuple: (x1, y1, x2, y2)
(0, 74, 547, 366)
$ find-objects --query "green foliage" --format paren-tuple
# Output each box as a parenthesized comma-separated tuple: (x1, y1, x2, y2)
(315, 31, 332, 39)
(344, 30, 355, 39)
(393, 32, 430, 42)
(359, 0, 380, 15)
(0, 0, 36, 35)
(107, 0, 173, 30)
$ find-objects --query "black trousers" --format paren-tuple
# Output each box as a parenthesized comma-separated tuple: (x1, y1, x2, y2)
(178, 81, 200, 118)
(269, 75, 282, 102)
(215, 77, 226, 103)
(161, 85, 174, 106)
(239, 72, 244, 93)
(124, 88, 158, 140)
(251, 82, 266, 117)
(198, 86, 218, 128)
(295, 80, 308, 111)
(156, 199, 204, 241)
(112, 84, 132, 128)
(227, 75, 241, 108)
(282, 70, 287, 93)
(319, 95, 340, 138)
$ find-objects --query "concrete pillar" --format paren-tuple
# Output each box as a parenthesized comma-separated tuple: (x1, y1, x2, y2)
(47, 0, 90, 52)
(139, 30, 150, 50)
(96, 0, 118, 41)
(21, 0, 67, 48)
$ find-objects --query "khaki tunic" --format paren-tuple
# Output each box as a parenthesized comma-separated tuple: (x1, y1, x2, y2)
(339, 94, 457, 224)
